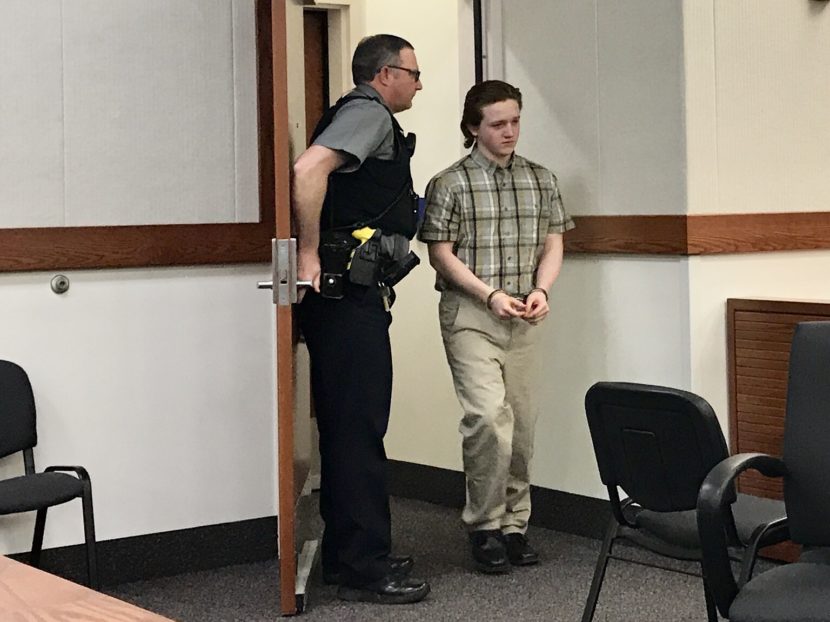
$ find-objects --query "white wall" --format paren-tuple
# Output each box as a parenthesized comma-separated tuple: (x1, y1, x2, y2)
(684, 0, 830, 215)
(0, 265, 275, 553)
(499, 0, 687, 217)
(0, 0, 259, 228)
(684, 1, 830, 431)
(360, 0, 473, 193)
(346, 0, 477, 469)
(0, 0, 274, 556)
(535, 256, 691, 497)
(496, 1, 692, 497)
(497, 0, 830, 502)
(507, 0, 830, 500)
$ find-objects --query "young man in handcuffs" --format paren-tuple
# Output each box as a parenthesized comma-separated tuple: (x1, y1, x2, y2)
(419, 80, 574, 574)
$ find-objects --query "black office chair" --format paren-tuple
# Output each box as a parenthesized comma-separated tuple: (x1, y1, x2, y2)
(698, 321, 830, 621)
(582, 381, 786, 622)
(0, 360, 98, 588)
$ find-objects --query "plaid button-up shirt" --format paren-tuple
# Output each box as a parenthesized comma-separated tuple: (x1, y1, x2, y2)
(419, 148, 575, 294)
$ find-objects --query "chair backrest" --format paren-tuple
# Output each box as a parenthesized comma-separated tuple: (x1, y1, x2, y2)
(0, 360, 38, 460)
(783, 322, 830, 546)
(586, 382, 731, 513)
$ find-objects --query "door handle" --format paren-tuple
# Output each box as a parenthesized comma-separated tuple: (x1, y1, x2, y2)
(257, 280, 313, 290)
(257, 239, 312, 305)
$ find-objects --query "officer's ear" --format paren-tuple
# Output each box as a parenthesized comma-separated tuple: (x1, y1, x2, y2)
(375, 65, 393, 86)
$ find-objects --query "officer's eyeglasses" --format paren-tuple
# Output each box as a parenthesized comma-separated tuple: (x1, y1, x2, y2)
(384, 65, 421, 82)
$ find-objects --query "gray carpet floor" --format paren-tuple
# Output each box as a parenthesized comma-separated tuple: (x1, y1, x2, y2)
(109, 497, 725, 621)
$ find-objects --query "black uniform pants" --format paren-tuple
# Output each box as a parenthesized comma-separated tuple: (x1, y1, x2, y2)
(298, 282, 394, 586)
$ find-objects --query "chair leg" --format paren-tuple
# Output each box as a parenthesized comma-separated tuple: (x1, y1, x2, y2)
(81, 482, 99, 590)
(30, 508, 48, 568)
(702, 563, 719, 622)
(581, 519, 618, 622)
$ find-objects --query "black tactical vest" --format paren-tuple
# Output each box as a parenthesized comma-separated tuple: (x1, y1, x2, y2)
(310, 92, 418, 239)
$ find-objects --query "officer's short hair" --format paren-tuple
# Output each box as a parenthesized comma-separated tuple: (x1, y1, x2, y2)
(352, 34, 414, 85)
(461, 80, 523, 149)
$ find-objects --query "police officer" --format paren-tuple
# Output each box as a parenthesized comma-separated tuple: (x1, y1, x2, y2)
(292, 34, 429, 604)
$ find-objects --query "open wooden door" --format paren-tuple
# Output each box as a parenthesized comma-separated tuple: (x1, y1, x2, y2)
(256, 0, 315, 615)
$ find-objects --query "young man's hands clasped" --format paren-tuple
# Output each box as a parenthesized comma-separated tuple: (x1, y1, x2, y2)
(487, 290, 549, 325)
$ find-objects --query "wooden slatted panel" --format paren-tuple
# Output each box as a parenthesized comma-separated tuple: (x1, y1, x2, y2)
(727, 299, 830, 562)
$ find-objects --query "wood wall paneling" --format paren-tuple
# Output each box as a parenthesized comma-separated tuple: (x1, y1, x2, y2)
(687, 213, 830, 254)
(563, 212, 830, 256)
(4, 208, 830, 272)
(563, 215, 687, 255)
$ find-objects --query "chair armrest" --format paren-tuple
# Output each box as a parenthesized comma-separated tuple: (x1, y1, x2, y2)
(749, 515, 790, 549)
(697, 453, 788, 617)
(44, 466, 91, 481)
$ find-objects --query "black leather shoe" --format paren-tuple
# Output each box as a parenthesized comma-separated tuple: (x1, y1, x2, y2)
(469, 530, 510, 574)
(323, 555, 414, 586)
(504, 532, 539, 566)
(388, 555, 415, 576)
(337, 575, 430, 604)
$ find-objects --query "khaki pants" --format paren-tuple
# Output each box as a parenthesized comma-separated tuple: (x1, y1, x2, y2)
(439, 289, 540, 534)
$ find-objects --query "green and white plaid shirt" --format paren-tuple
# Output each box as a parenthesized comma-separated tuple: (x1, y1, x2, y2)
(419, 148, 575, 294)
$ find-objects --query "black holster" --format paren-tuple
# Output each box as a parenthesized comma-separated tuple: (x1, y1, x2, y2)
(349, 230, 420, 288)
(318, 231, 358, 299)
